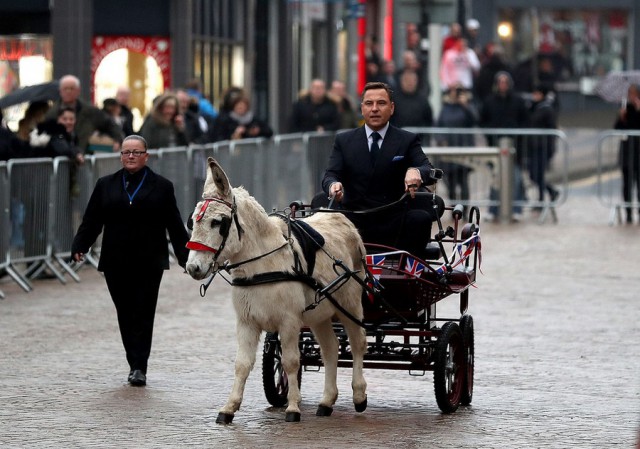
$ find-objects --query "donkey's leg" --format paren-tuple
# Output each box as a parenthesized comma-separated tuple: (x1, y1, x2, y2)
(341, 318, 368, 412)
(217, 321, 261, 424)
(309, 319, 340, 417)
(279, 325, 303, 422)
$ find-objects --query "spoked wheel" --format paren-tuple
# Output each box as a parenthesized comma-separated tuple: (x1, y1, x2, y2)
(262, 332, 301, 407)
(459, 314, 474, 406)
(433, 321, 464, 413)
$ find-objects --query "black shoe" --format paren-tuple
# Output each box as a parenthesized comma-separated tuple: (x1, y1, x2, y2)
(549, 188, 559, 203)
(128, 369, 146, 386)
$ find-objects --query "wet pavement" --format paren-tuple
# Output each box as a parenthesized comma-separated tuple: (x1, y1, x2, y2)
(1, 181, 639, 448)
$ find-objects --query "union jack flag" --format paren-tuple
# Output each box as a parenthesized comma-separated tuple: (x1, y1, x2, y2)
(365, 254, 385, 303)
(452, 235, 479, 268)
(404, 256, 425, 277)
(365, 254, 385, 280)
(435, 263, 448, 276)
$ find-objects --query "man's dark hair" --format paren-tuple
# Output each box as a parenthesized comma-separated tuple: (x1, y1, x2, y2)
(103, 98, 119, 109)
(361, 82, 394, 102)
(57, 106, 76, 117)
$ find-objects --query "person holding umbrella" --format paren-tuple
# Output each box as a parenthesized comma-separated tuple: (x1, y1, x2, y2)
(614, 83, 640, 224)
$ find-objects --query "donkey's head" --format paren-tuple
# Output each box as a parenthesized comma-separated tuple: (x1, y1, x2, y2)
(185, 158, 243, 280)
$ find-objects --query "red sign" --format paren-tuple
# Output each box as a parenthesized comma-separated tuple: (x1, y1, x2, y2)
(0, 38, 52, 61)
(91, 35, 171, 90)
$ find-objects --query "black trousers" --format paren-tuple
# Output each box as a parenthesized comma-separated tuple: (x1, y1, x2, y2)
(104, 268, 164, 373)
(621, 141, 640, 218)
(348, 194, 440, 257)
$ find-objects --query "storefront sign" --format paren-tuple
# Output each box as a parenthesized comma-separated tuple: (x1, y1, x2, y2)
(0, 38, 52, 61)
(91, 36, 171, 89)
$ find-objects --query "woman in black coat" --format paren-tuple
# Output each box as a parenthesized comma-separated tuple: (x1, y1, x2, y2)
(212, 96, 273, 142)
(71, 135, 189, 386)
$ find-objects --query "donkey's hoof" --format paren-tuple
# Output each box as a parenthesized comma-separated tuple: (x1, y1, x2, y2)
(354, 396, 368, 413)
(285, 412, 301, 422)
(216, 412, 234, 424)
(316, 405, 333, 417)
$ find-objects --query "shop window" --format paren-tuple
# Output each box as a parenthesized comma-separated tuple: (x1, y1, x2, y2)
(94, 49, 164, 131)
(498, 8, 628, 90)
(0, 35, 52, 130)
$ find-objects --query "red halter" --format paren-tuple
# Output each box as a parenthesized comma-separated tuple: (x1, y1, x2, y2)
(185, 197, 236, 254)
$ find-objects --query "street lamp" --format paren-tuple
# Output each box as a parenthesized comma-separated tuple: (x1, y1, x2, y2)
(497, 22, 513, 40)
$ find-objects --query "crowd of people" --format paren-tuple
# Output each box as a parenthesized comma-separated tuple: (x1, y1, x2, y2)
(3, 18, 631, 222)
(0, 75, 277, 163)
(363, 20, 561, 215)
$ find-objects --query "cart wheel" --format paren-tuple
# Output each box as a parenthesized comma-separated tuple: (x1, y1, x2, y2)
(262, 332, 302, 407)
(433, 322, 464, 414)
(459, 314, 474, 406)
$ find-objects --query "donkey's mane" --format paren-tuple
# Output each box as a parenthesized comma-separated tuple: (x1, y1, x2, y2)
(228, 186, 276, 236)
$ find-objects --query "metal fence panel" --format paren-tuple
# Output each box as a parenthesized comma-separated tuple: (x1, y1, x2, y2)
(189, 144, 215, 207)
(231, 138, 269, 206)
(213, 138, 271, 208)
(266, 133, 306, 211)
(51, 157, 81, 281)
(7, 158, 56, 289)
(406, 127, 568, 222)
(0, 162, 8, 297)
(156, 147, 191, 221)
(304, 131, 337, 196)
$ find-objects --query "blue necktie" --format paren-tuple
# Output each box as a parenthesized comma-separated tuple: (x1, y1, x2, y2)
(370, 131, 381, 164)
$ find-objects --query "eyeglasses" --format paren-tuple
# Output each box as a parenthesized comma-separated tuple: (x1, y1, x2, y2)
(120, 150, 147, 157)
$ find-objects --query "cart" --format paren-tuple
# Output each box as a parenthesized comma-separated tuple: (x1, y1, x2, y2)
(262, 195, 481, 414)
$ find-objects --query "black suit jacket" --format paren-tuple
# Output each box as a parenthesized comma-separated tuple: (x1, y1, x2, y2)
(322, 124, 433, 210)
(72, 167, 189, 271)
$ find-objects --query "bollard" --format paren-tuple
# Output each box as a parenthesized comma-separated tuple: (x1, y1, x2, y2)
(498, 137, 515, 223)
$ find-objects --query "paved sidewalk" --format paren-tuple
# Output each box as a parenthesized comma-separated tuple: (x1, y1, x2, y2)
(0, 187, 639, 448)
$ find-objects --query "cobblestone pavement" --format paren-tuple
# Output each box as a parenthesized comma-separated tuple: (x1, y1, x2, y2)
(1, 186, 639, 448)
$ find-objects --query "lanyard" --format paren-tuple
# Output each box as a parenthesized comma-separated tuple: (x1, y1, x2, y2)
(122, 169, 148, 205)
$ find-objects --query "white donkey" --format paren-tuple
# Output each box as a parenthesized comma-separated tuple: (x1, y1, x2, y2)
(186, 158, 368, 423)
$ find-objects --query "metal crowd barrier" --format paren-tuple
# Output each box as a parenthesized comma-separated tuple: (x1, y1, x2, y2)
(596, 130, 640, 225)
(51, 157, 81, 282)
(156, 146, 192, 221)
(0, 162, 8, 298)
(266, 133, 306, 211)
(214, 137, 270, 207)
(189, 143, 215, 204)
(0, 126, 574, 295)
(406, 127, 569, 223)
(6, 158, 62, 291)
(304, 131, 337, 197)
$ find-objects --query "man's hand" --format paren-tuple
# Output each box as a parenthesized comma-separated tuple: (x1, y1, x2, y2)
(72, 252, 84, 262)
(404, 168, 422, 198)
(329, 182, 344, 202)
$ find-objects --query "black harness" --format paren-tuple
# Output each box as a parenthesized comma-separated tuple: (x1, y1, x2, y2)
(190, 201, 372, 328)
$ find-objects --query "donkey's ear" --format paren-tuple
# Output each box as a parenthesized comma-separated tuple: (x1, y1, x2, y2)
(204, 158, 231, 198)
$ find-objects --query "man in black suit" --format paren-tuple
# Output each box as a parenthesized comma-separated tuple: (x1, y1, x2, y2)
(321, 81, 437, 256)
(71, 135, 189, 386)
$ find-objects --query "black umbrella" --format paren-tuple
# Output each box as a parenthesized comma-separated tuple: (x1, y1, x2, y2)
(0, 80, 60, 109)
